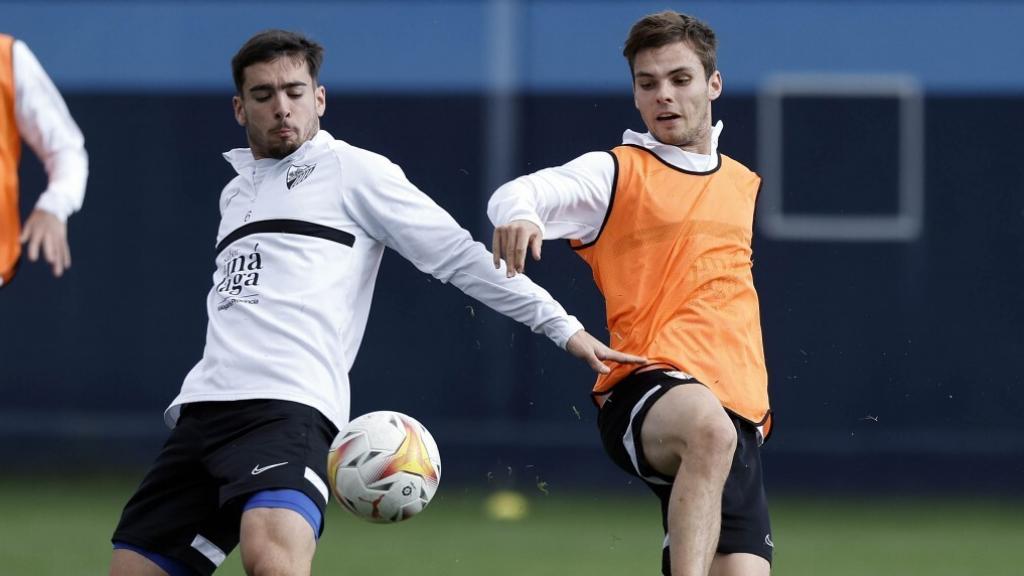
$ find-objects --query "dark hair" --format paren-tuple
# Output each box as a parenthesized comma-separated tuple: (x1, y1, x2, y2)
(623, 11, 717, 80)
(231, 30, 324, 93)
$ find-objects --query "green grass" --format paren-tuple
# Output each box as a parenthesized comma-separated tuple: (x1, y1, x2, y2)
(2, 477, 1022, 575)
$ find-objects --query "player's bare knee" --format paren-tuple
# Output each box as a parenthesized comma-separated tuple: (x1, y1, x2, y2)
(686, 412, 737, 471)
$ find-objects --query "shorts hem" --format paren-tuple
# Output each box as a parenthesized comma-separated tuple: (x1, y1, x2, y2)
(716, 543, 773, 565)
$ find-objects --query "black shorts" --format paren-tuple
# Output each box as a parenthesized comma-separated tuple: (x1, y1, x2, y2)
(597, 370, 772, 572)
(112, 399, 338, 575)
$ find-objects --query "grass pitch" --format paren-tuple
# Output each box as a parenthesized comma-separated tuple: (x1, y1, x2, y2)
(1, 477, 1021, 575)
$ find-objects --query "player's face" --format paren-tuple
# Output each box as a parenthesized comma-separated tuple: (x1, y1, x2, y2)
(632, 41, 722, 153)
(233, 56, 326, 159)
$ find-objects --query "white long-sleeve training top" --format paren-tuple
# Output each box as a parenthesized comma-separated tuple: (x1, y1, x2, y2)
(166, 130, 584, 430)
(487, 122, 723, 239)
(12, 40, 88, 221)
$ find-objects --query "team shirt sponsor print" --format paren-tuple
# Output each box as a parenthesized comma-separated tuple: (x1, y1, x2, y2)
(216, 243, 263, 310)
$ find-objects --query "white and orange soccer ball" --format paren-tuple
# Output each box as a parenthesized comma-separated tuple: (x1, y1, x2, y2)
(327, 411, 442, 523)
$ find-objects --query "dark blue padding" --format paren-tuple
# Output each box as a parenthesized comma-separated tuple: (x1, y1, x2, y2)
(113, 541, 198, 576)
(243, 488, 323, 540)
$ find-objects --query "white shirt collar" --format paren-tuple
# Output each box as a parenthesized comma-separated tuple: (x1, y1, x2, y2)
(621, 120, 722, 172)
(223, 129, 333, 174)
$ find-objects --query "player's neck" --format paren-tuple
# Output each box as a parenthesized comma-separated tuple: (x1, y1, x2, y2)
(675, 134, 712, 156)
(678, 140, 711, 155)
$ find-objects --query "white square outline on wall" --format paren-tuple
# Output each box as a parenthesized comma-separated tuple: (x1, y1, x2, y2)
(756, 74, 924, 242)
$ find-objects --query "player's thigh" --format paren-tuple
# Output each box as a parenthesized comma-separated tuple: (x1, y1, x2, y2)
(641, 381, 736, 476)
(710, 552, 770, 576)
(239, 507, 316, 573)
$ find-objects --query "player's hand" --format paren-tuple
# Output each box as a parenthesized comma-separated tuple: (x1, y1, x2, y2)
(20, 209, 71, 278)
(566, 329, 647, 374)
(492, 219, 542, 278)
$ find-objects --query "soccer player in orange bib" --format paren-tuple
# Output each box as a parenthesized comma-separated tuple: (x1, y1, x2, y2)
(0, 34, 88, 287)
(489, 11, 772, 576)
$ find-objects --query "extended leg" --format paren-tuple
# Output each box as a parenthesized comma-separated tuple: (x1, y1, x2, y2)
(642, 384, 737, 576)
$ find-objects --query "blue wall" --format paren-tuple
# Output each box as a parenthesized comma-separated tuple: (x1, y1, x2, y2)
(3, 1, 1024, 93)
(1, 1, 1022, 494)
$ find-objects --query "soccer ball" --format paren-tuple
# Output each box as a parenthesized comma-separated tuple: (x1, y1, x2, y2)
(327, 411, 442, 523)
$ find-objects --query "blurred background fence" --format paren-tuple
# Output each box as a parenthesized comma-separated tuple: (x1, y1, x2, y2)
(2, 0, 1023, 497)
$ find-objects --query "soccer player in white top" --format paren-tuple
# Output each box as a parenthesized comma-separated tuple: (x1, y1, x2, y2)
(109, 30, 642, 576)
(0, 35, 88, 285)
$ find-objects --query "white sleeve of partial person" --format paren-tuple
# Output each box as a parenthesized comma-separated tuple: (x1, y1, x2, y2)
(486, 151, 614, 244)
(12, 40, 88, 222)
(342, 153, 585, 348)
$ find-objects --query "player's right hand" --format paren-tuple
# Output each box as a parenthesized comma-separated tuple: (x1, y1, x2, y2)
(492, 219, 542, 278)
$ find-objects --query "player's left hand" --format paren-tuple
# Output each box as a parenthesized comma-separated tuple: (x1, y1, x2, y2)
(20, 209, 72, 278)
(566, 329, 647, 374)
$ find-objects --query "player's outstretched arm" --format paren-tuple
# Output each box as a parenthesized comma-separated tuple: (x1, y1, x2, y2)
(492, 219, 542, 278)
(13, 40, 88, 279)
(566, 329, 647, 374)
(340, 150, 586, 350)
(487, 151, 615, 276)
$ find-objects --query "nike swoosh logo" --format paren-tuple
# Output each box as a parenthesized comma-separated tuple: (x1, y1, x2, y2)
(251, 461, 289, 475)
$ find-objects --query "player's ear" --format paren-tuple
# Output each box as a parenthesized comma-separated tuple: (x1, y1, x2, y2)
(233, 95, 247, 126)
(708, 70, 723, 102)
(315, 84, 326, 117)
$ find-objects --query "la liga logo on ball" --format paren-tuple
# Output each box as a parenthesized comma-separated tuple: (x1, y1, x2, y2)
(328, 411, 441, 523)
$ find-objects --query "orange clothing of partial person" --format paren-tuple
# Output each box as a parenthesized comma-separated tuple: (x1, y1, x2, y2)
(572, 144, 771, 435)
(0, 34, 21, 286)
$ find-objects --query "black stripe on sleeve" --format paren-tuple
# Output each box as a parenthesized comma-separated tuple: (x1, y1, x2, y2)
(215, 219, 355, 256)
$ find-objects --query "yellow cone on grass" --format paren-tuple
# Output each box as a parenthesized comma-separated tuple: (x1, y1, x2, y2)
(484, 490, 528, 521)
